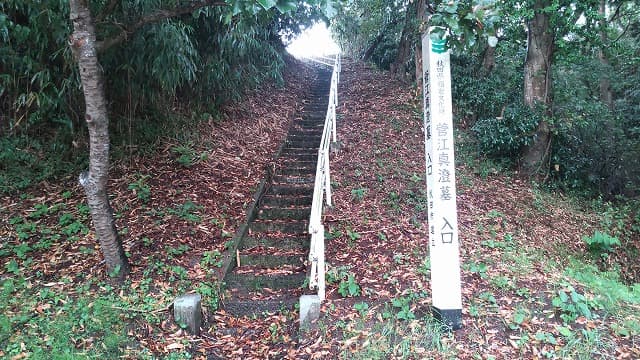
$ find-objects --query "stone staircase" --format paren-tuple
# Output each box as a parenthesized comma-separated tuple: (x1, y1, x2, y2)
(221, 68, 331, 316)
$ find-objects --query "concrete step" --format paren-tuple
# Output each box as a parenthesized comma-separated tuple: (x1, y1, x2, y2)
(299, 111, 327, 118)
(275, 167, 315, 176)
(278, 161, 317, 170)
(309, 90, 330, 95)
(277, 158, 316, 167)
(225, 271, 306, 291)
(242, 236, 309, 250)
(286, 133, 322, 140)
(307, 90, 329, 95)
(221, 286, 304, 317)
(281, 145, 321, 153)
(250, 220, 307, 234)
(287, 132, 322, 139)
(302, 102, 329, 111)
(267, 184, 313, 196)
(261, 194, 312, 207)
(280, 148, 318, 156)
(257, 207, 311, 220)
(279, 153, 317, 162)
(272, 175, 314, 185)
(238, 254, 304, 267)
(287, 131, 323, 139)
(293, 121, 324, 128)
(285, 140, 319, 148)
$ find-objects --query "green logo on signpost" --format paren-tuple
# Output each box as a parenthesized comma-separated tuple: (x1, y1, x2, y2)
(432, 39, 447, 54)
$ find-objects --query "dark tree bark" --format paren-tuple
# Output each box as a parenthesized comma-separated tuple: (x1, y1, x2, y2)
(415, 0, 428, 92)
(69, 0, 130, 278)
(390, 1, 416, 83)
(362, 19, 399, 61)
(480, 44, 496, 77)
(599, 0, 613, 109)
(521, 0, 555, 177)
(362, 31, 386, 61)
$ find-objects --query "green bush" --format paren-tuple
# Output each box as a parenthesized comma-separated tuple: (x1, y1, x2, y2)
(0, 136, 86, 194)
(582, 231, 620, 255)
(549, 59, 640, 196)
(551, 110, 639, 197)
(451, 53, 523, 126)
(471, 101, 542, 159)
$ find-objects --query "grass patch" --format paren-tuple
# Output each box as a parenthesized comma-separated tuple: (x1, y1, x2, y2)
(335, 297, 456, 359)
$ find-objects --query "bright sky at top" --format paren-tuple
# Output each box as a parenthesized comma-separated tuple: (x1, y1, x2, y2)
(286, 22, 340, 58)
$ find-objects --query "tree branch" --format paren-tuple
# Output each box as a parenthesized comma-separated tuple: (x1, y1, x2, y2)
(96, 0, 228, 53)
(96, 0, 120, 23)
(607, 2, 624, 23)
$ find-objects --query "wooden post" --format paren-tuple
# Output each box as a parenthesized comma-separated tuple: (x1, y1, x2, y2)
(422, 30, 462, 330)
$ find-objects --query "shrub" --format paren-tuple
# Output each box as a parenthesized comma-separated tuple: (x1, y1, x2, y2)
(551, 110, 639, 197)
(471, 101, 542, 159)
(582, 231, 621, 255)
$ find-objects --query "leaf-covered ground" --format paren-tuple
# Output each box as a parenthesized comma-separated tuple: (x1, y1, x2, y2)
(1, 58, 639, 359)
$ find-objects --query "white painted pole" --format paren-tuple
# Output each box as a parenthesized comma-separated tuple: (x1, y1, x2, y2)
(323, 148, 332, 206)
(331, 103, 337, 143)
(422, 30, 463, 330)
(309, 238, 318, 289)
(317, 225, 326, 300)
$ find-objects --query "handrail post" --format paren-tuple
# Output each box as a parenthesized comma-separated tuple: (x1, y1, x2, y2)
(331, 103, 337, 143)
(317, 225, 326, 300)
(323, 147, 332, 206)
(334, 54, 339, 107)
(308, 230, 318, 289)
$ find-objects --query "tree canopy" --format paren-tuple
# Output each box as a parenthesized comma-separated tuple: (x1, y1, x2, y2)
(332, 0, 640, 196)
(0, 0, 328, 139)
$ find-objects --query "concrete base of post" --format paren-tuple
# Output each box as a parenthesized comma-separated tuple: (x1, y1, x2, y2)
(432, 306, 462, 330)
(299, 295, 321, 331)
(174, 293, 202, 335)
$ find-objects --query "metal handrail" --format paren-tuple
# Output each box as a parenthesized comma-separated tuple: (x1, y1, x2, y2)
(308, 53, 340, 301)
(306, 54, 340, 68)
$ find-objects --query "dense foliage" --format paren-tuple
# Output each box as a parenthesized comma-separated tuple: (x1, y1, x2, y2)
(332, 0, 640, 198)
(0, 0, 325, 193)
(332, 0, 409, 68)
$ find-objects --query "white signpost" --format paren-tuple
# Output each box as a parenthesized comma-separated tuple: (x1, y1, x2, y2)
(422, 30, 462, 330)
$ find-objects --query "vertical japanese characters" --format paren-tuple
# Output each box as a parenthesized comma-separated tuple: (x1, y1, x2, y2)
(422, 32, 462, 329)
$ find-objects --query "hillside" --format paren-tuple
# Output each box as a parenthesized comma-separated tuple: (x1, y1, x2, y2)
(1, 59, 639, 359)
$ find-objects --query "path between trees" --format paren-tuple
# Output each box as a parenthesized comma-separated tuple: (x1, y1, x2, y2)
(220, 66, 332, 317)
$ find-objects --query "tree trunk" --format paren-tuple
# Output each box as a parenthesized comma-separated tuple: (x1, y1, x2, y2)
(599, 0, 613, 109)
(362, 32, 385, 61)
(69, 0, 130, 279)
(521, 0, 554, 177)
(480, 44, 496, 77)
(390, 1, 416, 83)
(414, 0, 428, 92)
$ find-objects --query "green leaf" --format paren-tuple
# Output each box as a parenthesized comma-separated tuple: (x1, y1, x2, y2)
(513, 310, 526, 325)
(347, 275, 361, 296)
(558, 326, 573, 338)
(275, 0, 297, 13)
(576, 302, 592, 319)
(5, 260, 19, 274)
(559, 290, 569, 303)
(256, 0, 277, 10)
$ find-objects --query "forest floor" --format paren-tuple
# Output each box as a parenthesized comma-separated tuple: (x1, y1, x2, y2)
(1, 59, 640, 359)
